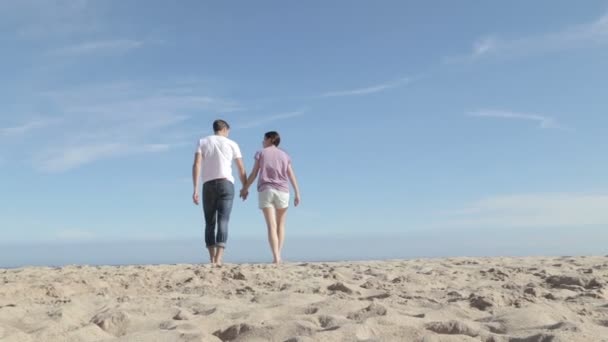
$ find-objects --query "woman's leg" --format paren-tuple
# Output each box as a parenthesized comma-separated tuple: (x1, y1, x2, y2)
(275, 208, 288, 255)
(262, 207, 280, 264)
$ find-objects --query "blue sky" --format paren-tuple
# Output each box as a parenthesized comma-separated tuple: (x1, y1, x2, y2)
(1, 1, 608, 264)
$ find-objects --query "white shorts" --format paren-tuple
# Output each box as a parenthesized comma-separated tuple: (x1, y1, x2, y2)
(258, 189, 290, 209)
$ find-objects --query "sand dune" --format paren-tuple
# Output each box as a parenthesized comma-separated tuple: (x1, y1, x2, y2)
(1, 256, 607, 341)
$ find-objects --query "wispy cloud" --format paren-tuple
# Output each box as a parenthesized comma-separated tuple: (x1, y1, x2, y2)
(468, 109, 561, 129)
(23, 80, 241, 172)
(1, 0, 97, 39)
(448, 12, 608, 62)
(471, 37, 498, 58)
(321, 77, 411, 97)
(438, 193, 608, 228)
(0, 118, 59, 137)
(37, 143, 170, 172)
(237, 110, 306, 129)
(50, 39, 145, 56)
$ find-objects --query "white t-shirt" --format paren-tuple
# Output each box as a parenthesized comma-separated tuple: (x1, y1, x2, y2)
(195, 135, 242, 184)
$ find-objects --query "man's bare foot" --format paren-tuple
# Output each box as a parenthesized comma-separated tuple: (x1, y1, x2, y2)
(213, 247, 224, 267)
(208, 246, 217, 266)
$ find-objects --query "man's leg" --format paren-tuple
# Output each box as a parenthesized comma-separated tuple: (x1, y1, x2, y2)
(202, 182, 218, 264)
(207, 246, 216, 263)
(214, 247, 224, 266)
(263, 207, 280, 264)
(215, 180, 235, 266)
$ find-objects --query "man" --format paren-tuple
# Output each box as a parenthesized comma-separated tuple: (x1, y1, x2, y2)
(192, 119, 247, 265)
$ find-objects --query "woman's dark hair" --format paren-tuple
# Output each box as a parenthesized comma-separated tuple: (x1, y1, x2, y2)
(264, 131, 281, 147)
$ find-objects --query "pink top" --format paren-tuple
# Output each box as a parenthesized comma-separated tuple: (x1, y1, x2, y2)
(255, 146, 291, 193)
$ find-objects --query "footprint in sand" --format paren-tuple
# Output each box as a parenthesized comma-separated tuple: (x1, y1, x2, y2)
(236, 286, 255, 295)
(391, 276, 407, 284)
(425, 320, 479, 338)
(509, 333, 558, 342)
(545, 321, 580, 333)
(213, 323, 253, 341)
(359, 292, 390, 301)
(192, 306, 217, 316)
(159, 320, 178, 330)
(91, 308, 130, 337)
(317, 315, 342, 331)
(327, 282, 354, 295)
(469, 294, 493, 311)
(359, 279, 379, 289)
(406, 312, 425, 318)
(173, 310, 193, 321)
(483, 322, 507, 334)
(347, 302, 387, 322)
(523, 286, 537, 297)
(545, 275, 603, 290)
(231, 271, 247, 281)
(596, 320, 608, 327)
(175, 323, 200, 332)
(303, 306, 319, 315)
(543, 293, 558, 300)
(284, 337, 315, 342)
(446, 291, 465, 303)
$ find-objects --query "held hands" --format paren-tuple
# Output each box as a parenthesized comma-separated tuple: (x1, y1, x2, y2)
(196, 189, 298, 206)
(239, 188, 249, 201)
(195, 189, 249, 203)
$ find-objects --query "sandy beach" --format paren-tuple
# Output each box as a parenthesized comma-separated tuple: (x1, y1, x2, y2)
(1, 256, 607, 341)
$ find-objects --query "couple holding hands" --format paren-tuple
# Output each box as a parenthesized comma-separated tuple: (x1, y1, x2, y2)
(192, 119, 301, 265)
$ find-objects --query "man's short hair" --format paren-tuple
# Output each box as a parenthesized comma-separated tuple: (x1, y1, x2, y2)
(213, 119, 230, 133)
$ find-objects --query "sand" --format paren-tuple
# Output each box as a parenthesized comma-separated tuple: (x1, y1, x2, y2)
(1, 256, 607, 341)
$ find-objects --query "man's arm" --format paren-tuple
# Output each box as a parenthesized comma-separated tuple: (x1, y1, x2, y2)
(240, 159, 260, 200)
(287, 164, 301, 207)
(235, 158, 247, 188)
(192, 153, 202, 205)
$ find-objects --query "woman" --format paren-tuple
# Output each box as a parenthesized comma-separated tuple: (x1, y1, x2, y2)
(242, 131, 301, 264)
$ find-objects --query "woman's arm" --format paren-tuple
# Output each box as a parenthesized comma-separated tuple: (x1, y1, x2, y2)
(241, 159, 260, 199)
(287, 164, 301, 207)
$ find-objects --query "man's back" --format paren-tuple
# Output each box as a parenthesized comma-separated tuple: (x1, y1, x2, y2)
(196, 135, 242, 183)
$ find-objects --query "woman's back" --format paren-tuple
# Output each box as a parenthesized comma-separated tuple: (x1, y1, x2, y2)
(255, 146, 291, 193)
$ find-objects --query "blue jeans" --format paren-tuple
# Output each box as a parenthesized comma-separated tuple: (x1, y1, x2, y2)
(203, 179, 235, 248)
